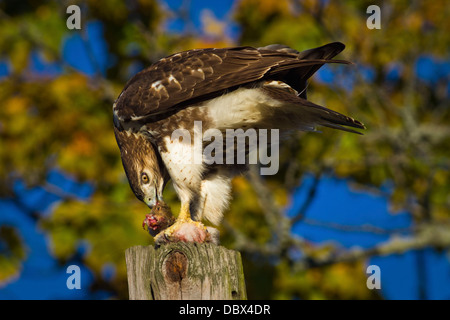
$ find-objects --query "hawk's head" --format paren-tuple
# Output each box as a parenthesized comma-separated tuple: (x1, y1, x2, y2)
(114, 127, 168, 208)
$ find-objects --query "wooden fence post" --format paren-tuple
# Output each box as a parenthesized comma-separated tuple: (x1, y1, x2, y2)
(125, 243, 247, 300)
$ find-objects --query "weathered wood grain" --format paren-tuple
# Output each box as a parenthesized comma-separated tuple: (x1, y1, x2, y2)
(125, 243, 247, 300)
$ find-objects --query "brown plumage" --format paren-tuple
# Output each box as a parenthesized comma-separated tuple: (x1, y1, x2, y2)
(113, 42, 365, 244)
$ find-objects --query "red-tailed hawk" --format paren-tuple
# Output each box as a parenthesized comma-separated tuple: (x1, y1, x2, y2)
(113, 42, 364, 244)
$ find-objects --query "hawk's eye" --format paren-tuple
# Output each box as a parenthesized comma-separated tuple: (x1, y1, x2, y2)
(141, 173, 150, 184)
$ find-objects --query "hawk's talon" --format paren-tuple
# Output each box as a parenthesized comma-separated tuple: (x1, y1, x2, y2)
(153, 218, 217, 244)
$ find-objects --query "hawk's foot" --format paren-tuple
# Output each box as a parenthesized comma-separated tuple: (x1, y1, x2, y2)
(154, 203, 219, 245)
(154, 219, 219, 245)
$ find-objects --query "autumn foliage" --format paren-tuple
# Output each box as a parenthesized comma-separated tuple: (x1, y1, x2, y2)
(0, 0, 448, 299)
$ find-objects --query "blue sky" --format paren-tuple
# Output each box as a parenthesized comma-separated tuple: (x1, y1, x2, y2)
(0, 170, 101, 299)
(161, 0, 239, 37)
(1, 1, 449, 300)
(287, 175, 450, 299)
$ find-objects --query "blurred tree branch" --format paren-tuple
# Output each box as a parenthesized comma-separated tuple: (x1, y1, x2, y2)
(1, 0, 449, 299)
(292, 221, 450, 271)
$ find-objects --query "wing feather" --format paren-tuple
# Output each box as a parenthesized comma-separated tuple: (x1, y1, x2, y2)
(114, 43, 350, 122)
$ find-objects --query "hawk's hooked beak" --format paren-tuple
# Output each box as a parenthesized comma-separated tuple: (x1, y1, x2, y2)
(144, 189, 161, 209)
(145, 198, 157, 209)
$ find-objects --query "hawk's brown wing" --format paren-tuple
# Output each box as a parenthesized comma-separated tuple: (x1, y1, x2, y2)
(259, 42, 347, 99)
(113, 43, 349, 122)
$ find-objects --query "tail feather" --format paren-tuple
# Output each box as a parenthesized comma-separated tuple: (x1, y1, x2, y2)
(257, 43, 364, 135)
(262, 85, 365, 134)
(320, 123, 365, 135)
(298, 97, 365, 134)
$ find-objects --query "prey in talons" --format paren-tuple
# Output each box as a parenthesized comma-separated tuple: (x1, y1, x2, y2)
(142, 201, 219, 245)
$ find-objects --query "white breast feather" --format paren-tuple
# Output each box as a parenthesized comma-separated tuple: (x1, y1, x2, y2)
(160, 136, 205, 203)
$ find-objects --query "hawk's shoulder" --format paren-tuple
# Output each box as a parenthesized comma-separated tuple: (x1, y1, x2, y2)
(114, 46, 263, 122)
